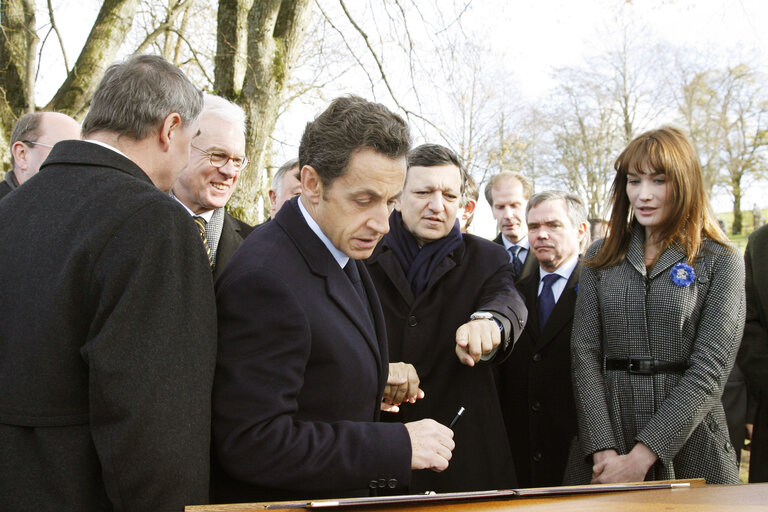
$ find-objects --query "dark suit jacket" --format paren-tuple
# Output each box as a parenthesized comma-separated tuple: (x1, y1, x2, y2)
(493, 233, 537, 282)
(498, 263, 581, 487)
(213, 212, 253, 281)
(366, 233, 527, 493)
(738, 224, 768, 482)
(212, 197, 411, 502)
(0, 141, 217, 511)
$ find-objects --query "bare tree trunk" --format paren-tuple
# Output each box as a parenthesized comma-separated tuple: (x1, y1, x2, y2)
(44, 0, 140, 117)
(731, 176, 742, 235)
(214, 0, 253, 100)
(224, 0, 312, 223)
(0, 0, 38, 171)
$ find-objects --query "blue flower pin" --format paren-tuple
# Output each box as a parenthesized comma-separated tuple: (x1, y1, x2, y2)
(670, 262, 696, 287)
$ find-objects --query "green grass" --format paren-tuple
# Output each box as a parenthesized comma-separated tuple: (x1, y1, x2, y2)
(715, 208, 767, 252)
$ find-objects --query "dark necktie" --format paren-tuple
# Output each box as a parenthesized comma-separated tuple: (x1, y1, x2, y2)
(509, 245, 523, 279)
(538, 273, 561, 331)
(193, 216, 214, 269)
(344, 259, 373, 323)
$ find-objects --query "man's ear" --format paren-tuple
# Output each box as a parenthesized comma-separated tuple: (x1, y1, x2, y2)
(10, 141, 29, 171)
(577, 221, 589, 241)
(461, 199, 477, 220)
(159, 112, 183, 151)
(301, 165, 322, 205)
(268, 189, 278, 210)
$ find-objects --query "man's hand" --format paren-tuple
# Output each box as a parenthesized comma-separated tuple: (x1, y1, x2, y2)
(405, 419, 455, 472)
(455, 318, 501, 367)
(591, 444, 656, 484)
(381, 362, 424, 412)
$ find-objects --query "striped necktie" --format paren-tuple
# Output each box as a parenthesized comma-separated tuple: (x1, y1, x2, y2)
(193, 216, 214, 269)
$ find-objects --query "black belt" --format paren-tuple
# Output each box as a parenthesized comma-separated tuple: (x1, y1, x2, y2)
(604, 357, 688, 375)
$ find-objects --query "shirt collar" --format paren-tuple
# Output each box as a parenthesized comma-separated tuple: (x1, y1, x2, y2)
(298, 197, 349, 269)
(502, 234, 529, 252)
(538, 254, 579, 282)
(169, 190, 214, 222)
(82, 139, 130, 160)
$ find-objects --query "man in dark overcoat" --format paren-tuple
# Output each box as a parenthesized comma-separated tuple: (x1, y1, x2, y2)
(366, 143, 527, 493)
(1, 111, 81, 200)
(738, 223, 768, 482)
(0, 55, 216, 511)
(171, 94, 253, 279)
(212, 96, 455, 503)
(497, 191, 589, 488)
(486, 170, 538, 282)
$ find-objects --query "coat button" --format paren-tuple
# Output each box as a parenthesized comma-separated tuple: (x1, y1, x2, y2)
(388, 479, 398, 488)
(709, 422, 718, 433)
(533, 452, 542, 462)
(408, 315, 418, 327)
(698, 276, 709, 284)
(532, 353, 542, 362)
(725, 442, 733, 452)
(531, 401, 541, 412)
(518, 318, 524, 328)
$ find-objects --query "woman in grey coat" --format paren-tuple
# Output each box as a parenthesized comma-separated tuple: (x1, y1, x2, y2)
(565, 126, 745, 485)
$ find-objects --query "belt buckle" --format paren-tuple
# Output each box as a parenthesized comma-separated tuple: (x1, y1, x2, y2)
(628, 356, 654, 375)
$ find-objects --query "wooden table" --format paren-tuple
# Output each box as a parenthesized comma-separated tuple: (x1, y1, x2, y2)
(188, 480, 768, 511)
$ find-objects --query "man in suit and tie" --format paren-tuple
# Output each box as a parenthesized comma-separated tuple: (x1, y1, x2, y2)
(0, 55, 216, 510)
(171, 94, 253, 279)
(498, 190, 589, 488)
(486, 171, 537, 282)
(268, 157, 302, 216)
(1, 111, 81, 200)
(212, 96, 455, 503)
(366, 143, 527, 493)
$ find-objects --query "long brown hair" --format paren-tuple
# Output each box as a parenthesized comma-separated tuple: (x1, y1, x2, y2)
(589, 126, 729, 269)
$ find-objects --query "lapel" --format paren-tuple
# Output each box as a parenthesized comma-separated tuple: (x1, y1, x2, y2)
(519, 272, 541, 334)
(537, 263, 581, 349)
(275, 199, 382, 369)
(213, 213, 245, 281)
(626, 224, 686, 280)
(373, 243, 415, 305)
(421, 246, 459, 300)
(519, 248, 538, 281)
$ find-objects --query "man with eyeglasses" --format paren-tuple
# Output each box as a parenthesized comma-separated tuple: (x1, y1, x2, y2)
(1, 111, 81, 200)
(171, 94, 253, 278)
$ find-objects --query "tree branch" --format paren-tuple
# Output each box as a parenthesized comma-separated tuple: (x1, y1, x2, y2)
(46, 0, 69, 71)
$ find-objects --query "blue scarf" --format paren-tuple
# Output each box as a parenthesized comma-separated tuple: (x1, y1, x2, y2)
(385, 211, 463, 297)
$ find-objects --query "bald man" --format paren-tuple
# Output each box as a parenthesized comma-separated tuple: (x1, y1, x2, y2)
(2, 112, 81, 200)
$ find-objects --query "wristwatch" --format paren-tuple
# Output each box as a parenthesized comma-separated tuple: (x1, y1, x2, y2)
(470, 311, 494, 321)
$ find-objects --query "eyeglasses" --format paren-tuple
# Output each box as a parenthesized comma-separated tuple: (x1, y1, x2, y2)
(191, 144, 249, 171)
(22, 140, 54, 149)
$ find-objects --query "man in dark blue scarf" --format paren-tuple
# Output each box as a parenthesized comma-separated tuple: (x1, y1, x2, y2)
(366, 144, 528, 494)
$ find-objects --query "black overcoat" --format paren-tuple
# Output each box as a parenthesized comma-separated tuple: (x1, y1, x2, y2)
(366, 233, 527, 493)
(0, 141, 217, 511)
(738, 224, 768, 482)
(212, 197, 411, 503)
(497, 263, 580, 487)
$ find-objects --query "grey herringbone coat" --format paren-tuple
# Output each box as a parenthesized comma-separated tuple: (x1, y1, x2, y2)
(565, 226, 744, 484)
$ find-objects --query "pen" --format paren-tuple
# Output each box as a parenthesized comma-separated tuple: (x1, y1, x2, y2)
(449, 406, 466, 428)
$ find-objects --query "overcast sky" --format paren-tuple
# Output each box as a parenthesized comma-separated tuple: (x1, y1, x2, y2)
(35, 0, 768, 232)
